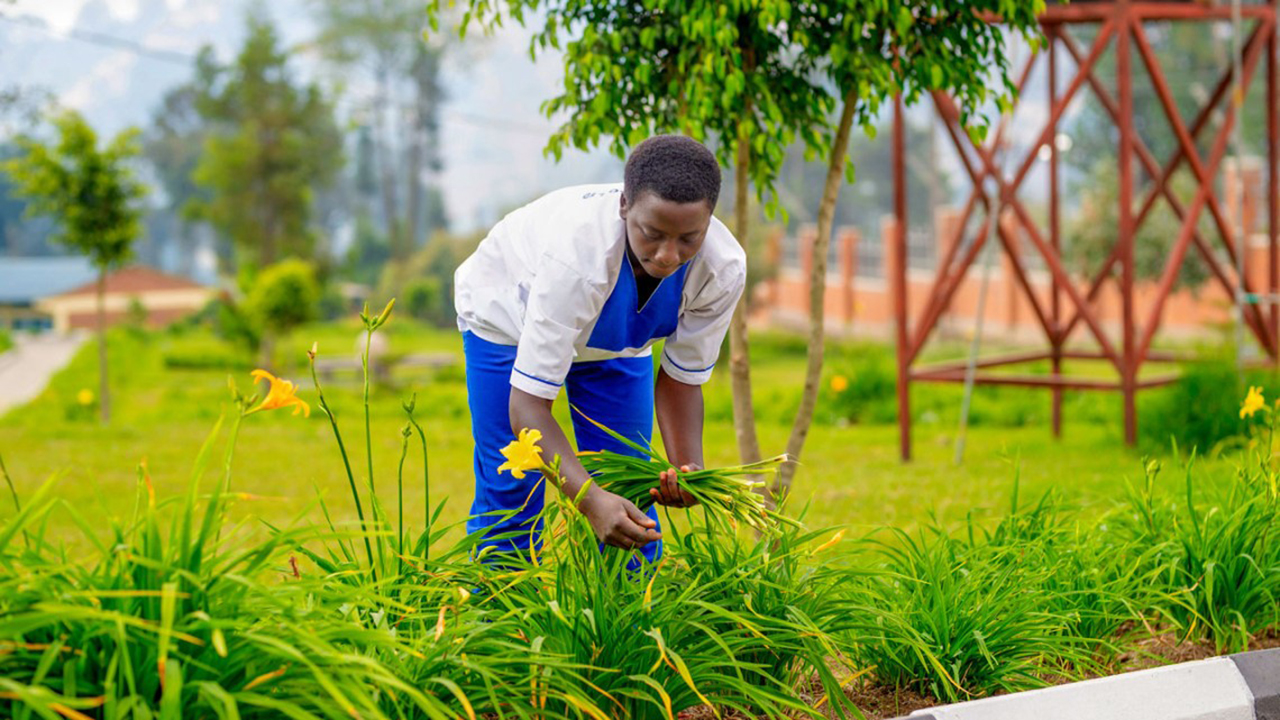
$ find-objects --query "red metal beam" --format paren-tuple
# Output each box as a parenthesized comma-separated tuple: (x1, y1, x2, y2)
(1055, 24, 1276, 351)
(892, 1, 1278, 455)
(1049, 26, 1064, 437)
(904, 55, 1042, 364)
(910, 369, 1123, 390)
(1036, 3, 1272, 23)
(1129, 17, 1278, 360)
(906, 100, 1008, 365)
(1130, 20, 1270, 242)
(1270, 1, 1279, 358)
(906, 189, 986, 364)
(933, 89, 1127, 369)
(1117, 6, 1138, 445)
(910, 369, 1181, 391)
(1053, 349, 1182, 362)
(893, 93, 910, 462)
(1130, 16, 1276, 362)
(995, 221, 1057, 343)
(1132, 18, 1270, 279)
(913, 350, 1056, 376)
(1131, 3, 1273, 21)
(914, 348, 1183, 365)
(1004, 21, 1119, 209)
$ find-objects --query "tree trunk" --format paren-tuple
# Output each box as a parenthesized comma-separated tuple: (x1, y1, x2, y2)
(96, 268, 111, 424)
(375, 68, 402, 261)
(772, 91, 858, 501)
(729, 95, 762, 468)
(259, 331, 276, 370)
(406, 105, 423, 254)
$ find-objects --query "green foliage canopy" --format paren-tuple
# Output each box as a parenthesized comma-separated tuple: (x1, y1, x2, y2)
(455, 0, 834, 208)
(245, 258, 322, 339)
(4, 110, 146, 270)
(186, 13, 344, 270)
(449, 1, 1044, 206)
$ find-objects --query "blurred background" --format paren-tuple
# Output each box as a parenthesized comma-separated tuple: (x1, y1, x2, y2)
(1, 0, 1277, 536)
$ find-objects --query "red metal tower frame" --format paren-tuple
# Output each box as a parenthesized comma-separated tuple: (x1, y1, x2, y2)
(892, 0, 1280, 460)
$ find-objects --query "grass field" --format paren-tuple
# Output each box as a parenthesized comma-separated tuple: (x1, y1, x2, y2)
(5, 318, 1277, 719)
(0, 319, 1234, 546)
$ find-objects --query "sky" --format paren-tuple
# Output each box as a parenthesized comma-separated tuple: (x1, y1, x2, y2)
(0, 0, 622, 233)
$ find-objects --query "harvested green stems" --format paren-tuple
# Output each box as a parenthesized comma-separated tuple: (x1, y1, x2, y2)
(572, 407, 795, 533)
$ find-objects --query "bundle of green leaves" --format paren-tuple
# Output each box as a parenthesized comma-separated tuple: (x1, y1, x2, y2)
(571, 408, 795, 535)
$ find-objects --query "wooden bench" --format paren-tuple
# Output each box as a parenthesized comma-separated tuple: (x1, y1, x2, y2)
(314, 352, 457, 381)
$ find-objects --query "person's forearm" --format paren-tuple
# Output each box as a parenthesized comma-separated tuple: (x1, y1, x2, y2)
(508, 388, 596, 502)
(654, 367, 704, 468)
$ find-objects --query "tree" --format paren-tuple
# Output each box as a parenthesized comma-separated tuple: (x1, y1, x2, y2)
(245, 259, 321, 366)
(307, 0, 449, 260)
(769, 0, 1044, 498)
(4, 110, 147, 423)
(142, 83, 210, 275)
(1, 89, 55, 255)
(186, 12, 344, 272)
(453, 0, 835, 473)
(1066, 159, 1209, 290)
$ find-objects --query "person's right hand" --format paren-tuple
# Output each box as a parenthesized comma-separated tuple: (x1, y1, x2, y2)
(577, 487, 661, 550)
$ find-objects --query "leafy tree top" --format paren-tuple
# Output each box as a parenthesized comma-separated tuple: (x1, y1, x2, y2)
(185, 12, 344, 269)
(443, 0, 1044, 203)
(4, 110, 147, 270)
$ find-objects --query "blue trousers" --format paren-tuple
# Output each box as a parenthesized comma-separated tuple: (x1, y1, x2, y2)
(463, 331, 663, 563)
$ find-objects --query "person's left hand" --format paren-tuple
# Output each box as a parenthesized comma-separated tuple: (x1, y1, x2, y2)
(650, 463, 700, 508)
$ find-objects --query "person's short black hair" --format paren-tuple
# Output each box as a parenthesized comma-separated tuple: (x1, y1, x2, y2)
(623, 135, 721, 209)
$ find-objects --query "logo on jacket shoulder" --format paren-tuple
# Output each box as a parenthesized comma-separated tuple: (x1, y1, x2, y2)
(581, 188, 622, 200)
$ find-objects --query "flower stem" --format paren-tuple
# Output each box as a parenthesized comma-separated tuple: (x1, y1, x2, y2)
(309, 354, 377, 581)
(396, 426, 409, 578)
(407, 414, 430, 562)
(363, 328, 385, 576)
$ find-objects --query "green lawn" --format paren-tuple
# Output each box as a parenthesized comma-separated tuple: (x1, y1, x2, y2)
(0, 320, 1228, 547)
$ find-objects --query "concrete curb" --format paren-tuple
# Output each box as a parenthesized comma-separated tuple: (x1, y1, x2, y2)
(887, 649, 1280, 720)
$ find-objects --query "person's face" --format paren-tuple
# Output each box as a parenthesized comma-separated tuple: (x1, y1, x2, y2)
(619, 191, 713, 279)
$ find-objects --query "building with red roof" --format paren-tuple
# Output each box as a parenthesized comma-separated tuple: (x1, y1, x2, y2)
(34, 264, 219, 333)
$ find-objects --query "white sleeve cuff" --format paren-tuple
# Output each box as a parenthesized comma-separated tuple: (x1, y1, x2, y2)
(659, 349, 716, 385)
(509, 366, 563, 400)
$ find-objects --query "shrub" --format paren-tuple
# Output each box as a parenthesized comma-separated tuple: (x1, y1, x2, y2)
(1113, 454, 1280, 652)
(823, 345, 898, 425)
(245, 259, 321, 340)
(1139, 357, 1262, 455)
(244, 259, 321, 364)
(848, 486, 1107, 702)
(186, 297, 262, 354)
(0, 426, 467, 718)
(402, 277, 444, 324)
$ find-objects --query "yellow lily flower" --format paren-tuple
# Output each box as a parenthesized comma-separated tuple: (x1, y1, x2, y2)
(1241, 385, 1266, 419)
(247, 369, 311, 417)
(498, 428, 546, 479)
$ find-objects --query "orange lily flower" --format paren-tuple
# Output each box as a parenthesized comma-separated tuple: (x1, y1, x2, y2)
(247, 369, 311, 417)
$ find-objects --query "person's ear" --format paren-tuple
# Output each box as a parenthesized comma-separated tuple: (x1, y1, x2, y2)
(619, 192, 629, 221)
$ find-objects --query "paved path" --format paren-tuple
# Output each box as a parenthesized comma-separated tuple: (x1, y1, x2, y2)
(0, 332, 88, 418)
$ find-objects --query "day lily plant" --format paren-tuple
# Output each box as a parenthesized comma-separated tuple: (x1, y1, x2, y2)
(497, 409, 794, 535)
